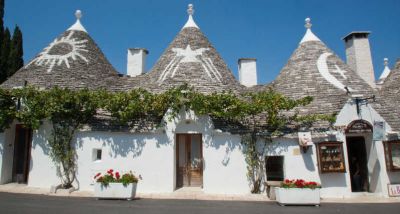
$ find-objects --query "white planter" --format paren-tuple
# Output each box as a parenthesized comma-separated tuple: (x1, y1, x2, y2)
(275, 187, 320, 205)
(94, 182, 137, 199)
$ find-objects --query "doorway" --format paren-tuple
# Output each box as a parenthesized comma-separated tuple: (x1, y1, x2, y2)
(346, 136, 369, 192)
(176, 134, 203, 188)
(12, 125, 32, 183)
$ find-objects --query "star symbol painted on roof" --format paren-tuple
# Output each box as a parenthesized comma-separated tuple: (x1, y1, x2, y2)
(172, 45, 209, 63)
(158, 44, 223, 84)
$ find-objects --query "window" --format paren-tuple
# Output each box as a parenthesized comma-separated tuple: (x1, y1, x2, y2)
(92, 149, 102, 161)
(316, 142, 346, 173)
(265, 156, 284, 181)
(384, 141, 400, 172)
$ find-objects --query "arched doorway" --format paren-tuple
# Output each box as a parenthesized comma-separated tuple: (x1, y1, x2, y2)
(345, 120, 372, 192)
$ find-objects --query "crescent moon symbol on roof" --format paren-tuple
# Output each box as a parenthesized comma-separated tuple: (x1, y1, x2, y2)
(317, 53, 354, 92)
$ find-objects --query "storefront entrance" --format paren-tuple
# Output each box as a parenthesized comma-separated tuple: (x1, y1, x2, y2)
(12, 125, 32, 183)
(176, 134, 203, 188)
(346, 136, 369, 192)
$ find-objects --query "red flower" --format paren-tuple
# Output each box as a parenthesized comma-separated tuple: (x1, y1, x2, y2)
(107, 169, 114, 174)
(116, 172, 120, 180)
(93, 172, 101, 179)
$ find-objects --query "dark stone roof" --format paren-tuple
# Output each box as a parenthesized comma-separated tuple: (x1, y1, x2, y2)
(381, 59, 400, 105)
(271, 40, 374, 116)
(376, 59, 400, 132)
(1, 29, 120, 90)
(126, 27, 244, 93)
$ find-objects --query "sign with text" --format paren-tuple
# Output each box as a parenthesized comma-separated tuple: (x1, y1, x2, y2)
(373, 121, 385, 141)
(388, 184, 400, 197)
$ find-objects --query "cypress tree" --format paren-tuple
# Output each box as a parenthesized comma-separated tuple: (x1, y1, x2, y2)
(8, 25, 23, 77)
(0, 27, 10, 83)
(0, 0, 4, 47)
(0, 0, 5, 78)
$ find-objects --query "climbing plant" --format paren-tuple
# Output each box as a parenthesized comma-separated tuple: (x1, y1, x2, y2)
(0, 84, 334, 191)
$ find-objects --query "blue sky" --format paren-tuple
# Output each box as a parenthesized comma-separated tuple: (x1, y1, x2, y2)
(4, 0, 400, 84)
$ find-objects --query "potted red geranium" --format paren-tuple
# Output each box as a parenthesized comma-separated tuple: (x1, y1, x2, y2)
(275, 179, 321, 206)
(94, 169, 140, 200)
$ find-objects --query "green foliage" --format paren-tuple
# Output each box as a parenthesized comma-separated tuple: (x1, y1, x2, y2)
(0, 1, 24, 84)
(0, 87, 16, 131)
(0, 27, 10, 83)
(0, 85, 333, 191)
(8, 26, 23, 77)
(95, 170, 139, 187)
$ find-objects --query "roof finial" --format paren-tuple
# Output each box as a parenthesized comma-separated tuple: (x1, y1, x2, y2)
(75, 10, 82, 20)
(300, 17, 320, 44)
(187, 4, 194, 16)
(305, 17, 312, 29)
(67, 9, 87, 32)
(182, 3, 199, 29)
(384, 58, 389, 66)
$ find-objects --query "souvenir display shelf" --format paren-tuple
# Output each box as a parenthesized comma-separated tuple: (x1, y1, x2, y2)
(317, 142, 346, 173)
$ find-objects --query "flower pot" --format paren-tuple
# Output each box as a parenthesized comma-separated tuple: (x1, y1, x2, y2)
(94, 182, 137, 200)
(275, 187, 320, 206)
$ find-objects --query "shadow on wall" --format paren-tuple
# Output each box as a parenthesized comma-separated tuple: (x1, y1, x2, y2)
(0, 134, 4, 157)
(265, 140, 290, 156)
(31, 124, 51, 156)
(369, 159, 381, 193)
(210, 135, 242, 167)
(302, 148, 316, 172)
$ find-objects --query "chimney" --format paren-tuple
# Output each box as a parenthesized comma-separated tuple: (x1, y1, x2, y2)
(127, 48, 148, 77)
(238, 58, 257, 87)
(343, 32, 375, 88)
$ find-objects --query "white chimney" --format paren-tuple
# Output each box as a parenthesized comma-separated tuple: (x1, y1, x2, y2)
(127, 48, 148, 77)
(238, 58, 257, 87)
(343, 32, 375, 88)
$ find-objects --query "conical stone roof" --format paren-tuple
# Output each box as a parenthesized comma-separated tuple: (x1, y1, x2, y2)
(1, 11, 119, 90)
(138, 5, 243, 93)
(375, 59, 400, 132)
(271, 18, 374, 118)
(381, 59, 400, 103)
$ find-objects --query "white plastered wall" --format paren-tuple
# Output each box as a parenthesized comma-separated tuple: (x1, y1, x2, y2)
(24, 109, 249, 194)
(0, 123, 16, 184)
(265, 136, 352, 198)
(334, 98, 399, 197)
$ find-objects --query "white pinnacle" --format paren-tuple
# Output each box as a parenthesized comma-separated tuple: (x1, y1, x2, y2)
(300, 17, 320, 44)
(68, 9, 87, 33)
(183, 4, 199, 29)
(378, 58, 391, 82)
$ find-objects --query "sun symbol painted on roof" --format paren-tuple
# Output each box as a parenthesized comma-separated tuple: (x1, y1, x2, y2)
(27, 31, 89, 73)
(158, 45, 223, 84)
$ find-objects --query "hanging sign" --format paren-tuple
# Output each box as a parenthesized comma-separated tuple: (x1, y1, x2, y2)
(298, 132, 312, 146)
(388, 184, 400, 197)
(346, 120, 373, 133)
(373, 121, 385, 141)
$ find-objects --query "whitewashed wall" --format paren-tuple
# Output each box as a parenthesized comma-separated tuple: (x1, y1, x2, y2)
(203, 133, 248, 194)
(0, 124, 16, 184)
(28, 121, 60, 188)
(24, 110, 250, 194)
(0, 132, 5, 183)
(264, 137, 351, 198)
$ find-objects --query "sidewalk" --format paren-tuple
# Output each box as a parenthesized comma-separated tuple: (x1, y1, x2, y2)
(0, 183, 399, 203)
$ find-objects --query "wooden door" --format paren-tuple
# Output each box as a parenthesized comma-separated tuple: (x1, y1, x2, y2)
(176, 134, 203, 188)
(12, 125, 32, 183)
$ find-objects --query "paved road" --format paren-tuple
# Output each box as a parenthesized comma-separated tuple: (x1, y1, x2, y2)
(0, 192, 399, 214)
